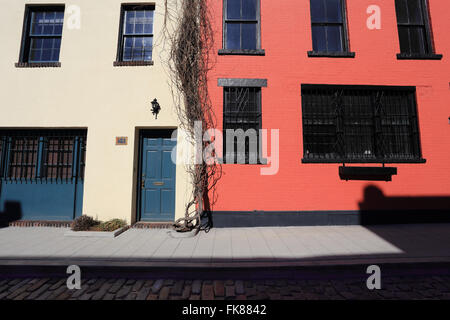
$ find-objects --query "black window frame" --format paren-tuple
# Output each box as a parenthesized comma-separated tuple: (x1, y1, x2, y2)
(223, 86, 263, 164)
(219, 0, 265, 56)
(394, 0, 442, 60)
(307, 0, 355, 58)
(301, 84, 425, 164)
(17, 4, 65, 68)
(114, 3, 155, 66)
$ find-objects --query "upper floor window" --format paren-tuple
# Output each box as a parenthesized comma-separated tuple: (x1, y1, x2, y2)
(221, 0, 264, 55)
(308, 0, 354, 57)
(116, 4, 154, 63)
(301, 85, 424, 163)
(394, 0, 442, 59)
(19, 6, 64, 64)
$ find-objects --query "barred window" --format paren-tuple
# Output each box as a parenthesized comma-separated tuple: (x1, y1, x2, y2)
(43, 137, 75, 179)
(0, 130, 87, 181)
(301, 85, 424, 163)
(223, 87, 262, 164)
(20, 6, 65, 63)
(118, 5, 154, 62)
(395, 0, 433, 56)
(224, 0, 260, 50)
(309, 0, 349, 53)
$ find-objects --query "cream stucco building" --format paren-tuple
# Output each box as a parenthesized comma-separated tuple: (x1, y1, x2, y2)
(0, 0, 191, 224)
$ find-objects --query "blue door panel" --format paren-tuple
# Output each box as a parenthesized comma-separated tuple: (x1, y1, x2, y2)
(139, 132, 176, 221)
(0, 181, 82, 220)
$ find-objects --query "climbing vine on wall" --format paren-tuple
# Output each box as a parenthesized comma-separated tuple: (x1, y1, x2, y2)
(161, 0, 221, 233)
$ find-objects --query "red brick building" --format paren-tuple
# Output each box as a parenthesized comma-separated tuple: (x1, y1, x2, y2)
(207, 0, 450, 226)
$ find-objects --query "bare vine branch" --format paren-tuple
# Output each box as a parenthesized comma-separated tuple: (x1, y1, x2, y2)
(160, 0, 221, 234)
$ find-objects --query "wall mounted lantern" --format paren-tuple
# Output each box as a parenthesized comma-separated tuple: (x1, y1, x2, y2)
(151, 98, 161, 119)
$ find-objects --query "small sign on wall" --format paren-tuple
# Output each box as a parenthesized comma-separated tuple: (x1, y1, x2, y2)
(115, 136, 128, 145)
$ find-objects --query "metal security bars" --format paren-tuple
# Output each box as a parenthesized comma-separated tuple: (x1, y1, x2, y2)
(301, 85, 424, 163)
(223, 87, 262, 164)
(0, 130, 87, 182)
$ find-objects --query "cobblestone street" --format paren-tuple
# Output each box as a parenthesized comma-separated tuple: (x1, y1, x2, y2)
(1, 274, 449, 300)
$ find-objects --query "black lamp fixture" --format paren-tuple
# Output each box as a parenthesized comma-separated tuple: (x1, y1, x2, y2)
(151, 98, 161, 119)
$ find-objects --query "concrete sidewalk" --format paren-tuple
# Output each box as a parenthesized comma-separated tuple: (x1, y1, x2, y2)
(0, 224, 449, 268)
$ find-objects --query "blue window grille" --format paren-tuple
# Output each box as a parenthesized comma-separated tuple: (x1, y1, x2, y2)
(0, 130, 86, 182)
(20, 6, 65, 63)
(118, 5, 154, 62)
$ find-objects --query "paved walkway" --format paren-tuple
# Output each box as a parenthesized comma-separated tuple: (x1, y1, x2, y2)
(0, 224, 449, 267)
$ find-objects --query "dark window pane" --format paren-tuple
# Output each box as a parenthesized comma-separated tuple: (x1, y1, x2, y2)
(398, 26, 410, 53)
(125, 10, 135, 33)
(407, 0, 424, 24)
(326, 25, 343, 51)
(227, 0, 241, 19)
(312, 25, 326, 51)
(409, 26, 427, 54)
(31, 12, 44, 35)
(30, 38, 43, 50)
(120, 7, 154, 61)
(226, 23, 240, 49)
(143, 36, 153, 61)
(326, 0, 342, 23)
(143, 10, 154, 34)
(134, 10, 145, 34)
(395, 0, 408, 23)
(310, 0, 326, 22)
(41, 49, 52, 61)
(43, 38, 53, 50)
(29, 49, 41, 62)
(241, 23, 256, 49)
(242, 0, 257, 20)
(52, 48, 60, 61)
(43, 12, 55, 34)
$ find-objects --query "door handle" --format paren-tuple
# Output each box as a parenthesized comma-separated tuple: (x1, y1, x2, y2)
(153, 182, 164, 186)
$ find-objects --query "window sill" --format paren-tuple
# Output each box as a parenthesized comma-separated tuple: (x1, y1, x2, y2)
(307, 51, 356, 58)
(218, 49, 265, 56)
(396, 53, 443, 60)
(15, 62, 61, 68)
(302, 158, 426, 164)
(113, 60, 154, 67)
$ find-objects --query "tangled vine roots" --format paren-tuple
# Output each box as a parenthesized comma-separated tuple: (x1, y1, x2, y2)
(162, 0, 221, 234)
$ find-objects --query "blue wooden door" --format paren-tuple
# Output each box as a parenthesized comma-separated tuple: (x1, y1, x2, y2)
(139, 132, 176, 221)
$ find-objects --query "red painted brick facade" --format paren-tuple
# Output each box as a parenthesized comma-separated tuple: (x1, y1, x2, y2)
(207, 0, 450, 213)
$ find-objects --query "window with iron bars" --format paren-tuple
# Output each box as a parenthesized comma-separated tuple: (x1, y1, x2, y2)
(0, 130, 87, 182)
(301, 85, 424, 163)
(223, 87, 262, 164)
